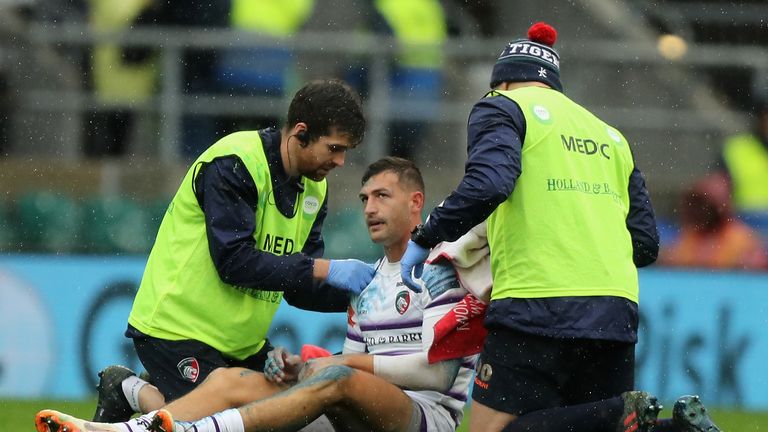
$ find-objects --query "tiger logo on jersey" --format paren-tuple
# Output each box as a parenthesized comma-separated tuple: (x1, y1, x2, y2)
(395, 290, 411, 315)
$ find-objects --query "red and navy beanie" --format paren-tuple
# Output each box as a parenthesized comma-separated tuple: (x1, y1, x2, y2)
(490, 22, 562, 91)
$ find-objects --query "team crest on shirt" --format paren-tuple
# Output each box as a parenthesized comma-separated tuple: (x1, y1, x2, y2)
(177, 357, 200, 382)
(395, 290, 411, 315)
(474, 359, 493, 390)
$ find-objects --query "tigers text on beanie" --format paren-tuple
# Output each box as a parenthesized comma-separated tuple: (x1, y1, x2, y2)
(490, 22, 562, 91)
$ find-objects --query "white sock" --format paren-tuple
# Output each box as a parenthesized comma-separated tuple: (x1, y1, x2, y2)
(183, 409, 245, 432)
(216, 409, 246, 432)
(112, 411, 157, 432)
(121, 375, 149, 413)
(85, 420, 128, 432)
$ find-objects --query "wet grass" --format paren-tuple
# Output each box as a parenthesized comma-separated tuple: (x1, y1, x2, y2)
(3, 398, 766, 431)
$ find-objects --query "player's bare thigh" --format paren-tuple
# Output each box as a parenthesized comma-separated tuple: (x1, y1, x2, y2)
(304, 365, 417, 432)
(468, 400, 517, 432)
(167, 367, 282, 420)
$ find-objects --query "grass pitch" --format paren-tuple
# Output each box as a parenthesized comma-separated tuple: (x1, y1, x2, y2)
(4, 398, 767, 430)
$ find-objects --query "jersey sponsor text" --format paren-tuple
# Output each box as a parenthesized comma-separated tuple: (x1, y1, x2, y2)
(365, 331, 422, 347)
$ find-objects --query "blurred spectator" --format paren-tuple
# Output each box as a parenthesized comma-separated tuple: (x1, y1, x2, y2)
(130, 0, 230, 158)
(84, 0, 156, 157)
(0, 3, 35, 157)
(660, 174, 768, 270)
(348, 0, 447, 160)
(215, 0, 314, 134)
(720, 98, 768, 214)
(444, 0, 496, 36)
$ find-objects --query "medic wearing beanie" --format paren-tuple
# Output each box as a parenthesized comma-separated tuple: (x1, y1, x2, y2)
(490, 22, 563, 91)
(398, 22, 712, 432)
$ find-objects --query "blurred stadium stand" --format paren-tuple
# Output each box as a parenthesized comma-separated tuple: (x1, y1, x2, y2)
(17, 191, 82, 253)
(81, 196, 153, 254)
(0, 196, 14, 249)
(0, 0, 767, 255)
(322, 207, 381, 261)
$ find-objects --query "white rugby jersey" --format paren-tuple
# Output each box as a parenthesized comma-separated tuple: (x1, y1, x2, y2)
(343, 257, 478, 428)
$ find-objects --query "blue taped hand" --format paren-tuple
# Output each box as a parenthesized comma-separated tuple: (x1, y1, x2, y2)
(264, 347, 302, 386)
(326, 259, 376, 295)
(400, 240, 429, 293)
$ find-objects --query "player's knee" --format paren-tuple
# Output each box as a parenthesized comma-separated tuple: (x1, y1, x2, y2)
(207, 367, 263, 405)
(205, 367, 235, 388)
(303, 364, 355, 401)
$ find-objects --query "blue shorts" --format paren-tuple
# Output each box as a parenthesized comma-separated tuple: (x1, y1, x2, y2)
(471, 327, 635, 416)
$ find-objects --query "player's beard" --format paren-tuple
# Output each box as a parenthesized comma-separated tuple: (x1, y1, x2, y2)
(309, 164, 334, 181)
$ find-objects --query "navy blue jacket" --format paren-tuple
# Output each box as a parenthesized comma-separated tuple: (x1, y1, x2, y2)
(419, 93, 659, 343)
(192, 128, 349, 312)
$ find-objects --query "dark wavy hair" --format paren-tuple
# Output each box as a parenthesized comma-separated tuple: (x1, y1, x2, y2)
(362, 157, 425, 193)
(286, 79, 366, 147)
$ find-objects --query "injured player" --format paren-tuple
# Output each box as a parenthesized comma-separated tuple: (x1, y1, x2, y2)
(36, 157, 481, 432)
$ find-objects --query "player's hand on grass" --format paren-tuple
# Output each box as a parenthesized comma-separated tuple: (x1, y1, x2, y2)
(326, 259, 375, 295)
(264, 346, 303, 385)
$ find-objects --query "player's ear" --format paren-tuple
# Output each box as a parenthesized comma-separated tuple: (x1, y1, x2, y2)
(410, 190, 425, 212)
(291, 122, 310, 146)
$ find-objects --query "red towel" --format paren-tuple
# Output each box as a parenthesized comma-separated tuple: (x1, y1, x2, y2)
(428, 294, 488, 363)
(300, 344, 332, 361)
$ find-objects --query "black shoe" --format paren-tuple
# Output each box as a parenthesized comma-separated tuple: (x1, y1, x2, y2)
(92, 365, 136, 422)
(618, 391, 663, 432)
(673, 395, 722, 432)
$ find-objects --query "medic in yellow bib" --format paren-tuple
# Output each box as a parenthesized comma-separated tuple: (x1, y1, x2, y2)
(92, 80, 375, 422)
(394, 21, 721, 432)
